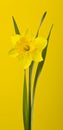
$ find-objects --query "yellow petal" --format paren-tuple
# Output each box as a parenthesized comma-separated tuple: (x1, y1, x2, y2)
(8, 48, 18, 57)
(34, 37, 47, 51)
(31, 37, 47, 62)
(24, 28, 34, 39)
(32, 49, 43, 62)
(11, 35, 21, 45)
(18, 53, 32, 69)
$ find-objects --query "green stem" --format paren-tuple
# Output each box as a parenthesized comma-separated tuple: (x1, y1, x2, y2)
(29, 66, 32, 130)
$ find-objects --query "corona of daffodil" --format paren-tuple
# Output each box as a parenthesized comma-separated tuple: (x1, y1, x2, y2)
(9, 33, 47, 69)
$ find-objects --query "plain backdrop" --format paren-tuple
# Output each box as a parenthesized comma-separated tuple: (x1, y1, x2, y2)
(0, 0, 63, 130)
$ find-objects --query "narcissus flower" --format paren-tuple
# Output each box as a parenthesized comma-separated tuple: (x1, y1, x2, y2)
(9, 34, 47, 69)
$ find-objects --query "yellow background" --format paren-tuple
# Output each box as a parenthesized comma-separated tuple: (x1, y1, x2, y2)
(0, 0, 63, 130)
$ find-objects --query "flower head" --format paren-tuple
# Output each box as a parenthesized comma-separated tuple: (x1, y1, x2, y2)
(9, 33, 47, 69)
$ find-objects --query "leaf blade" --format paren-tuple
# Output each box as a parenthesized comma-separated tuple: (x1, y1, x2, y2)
(33, 24, 53, 103)
(30, 12, 47, 128)
(29, 11, 47, 82)
(12, 17, 28, 130)
(35, 11, 47, 38)
(12, 16, 20, 34)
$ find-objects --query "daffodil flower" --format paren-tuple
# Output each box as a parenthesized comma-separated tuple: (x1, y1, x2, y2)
(9, 34, 47, 69)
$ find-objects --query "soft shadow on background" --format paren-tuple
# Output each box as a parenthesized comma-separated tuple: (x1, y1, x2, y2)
(0, 0, 63, 130)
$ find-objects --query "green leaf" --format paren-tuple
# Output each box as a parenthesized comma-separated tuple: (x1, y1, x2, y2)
(31, 25, 53, 127)
(12, 16, 20, 34)
(29, 11, 47, 83)
(36, 11, 47, 38)
(12, 16, 28, 130)
(23, 70, 28, 130)
(29, 12, 47, 129)
(33, 24, 53, 104)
